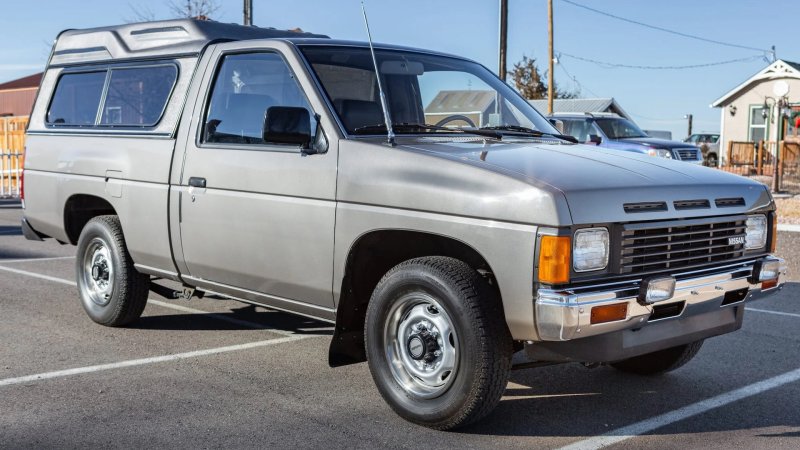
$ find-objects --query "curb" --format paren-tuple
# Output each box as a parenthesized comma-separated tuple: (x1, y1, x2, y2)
(778, 224, 800, 232)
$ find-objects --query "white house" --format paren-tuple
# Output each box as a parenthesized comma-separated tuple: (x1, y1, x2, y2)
(711, 59, 800, 164)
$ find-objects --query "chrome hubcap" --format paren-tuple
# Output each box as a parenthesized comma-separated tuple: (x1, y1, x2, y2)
(385, 292, 458, 399)
(82, 238, 114, 306)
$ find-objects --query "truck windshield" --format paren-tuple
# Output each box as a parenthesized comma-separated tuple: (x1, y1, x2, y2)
(594, 118, 648, 139)
(300, 46, 558, 136)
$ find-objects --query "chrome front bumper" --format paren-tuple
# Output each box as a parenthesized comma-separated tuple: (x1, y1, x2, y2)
(535, 257, 787, 342)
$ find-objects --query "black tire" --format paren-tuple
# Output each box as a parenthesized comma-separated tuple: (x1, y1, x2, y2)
(610, 340, 704, 376)
(75, 215, 149, 326)
(365, 256, 513, 430)
(706, 154, 718, 167)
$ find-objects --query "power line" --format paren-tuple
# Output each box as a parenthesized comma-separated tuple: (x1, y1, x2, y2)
(558, 52, 763, 70)
(559, 0, 772, 56)
(557, 60, 599, 97)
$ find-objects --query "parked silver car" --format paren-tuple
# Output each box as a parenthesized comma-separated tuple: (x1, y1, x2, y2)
(21, 19, 785, 429)
(685, 133, 721, 166)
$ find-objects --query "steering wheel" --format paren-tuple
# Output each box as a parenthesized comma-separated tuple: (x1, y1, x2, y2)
(434, 114, 477, 129)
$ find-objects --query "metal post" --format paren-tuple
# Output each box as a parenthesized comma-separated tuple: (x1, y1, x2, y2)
(685, 114, 693, 138)
(547, 0, 554, 114)
(498, 0, 508, 81)
(243, 0, 253, 26)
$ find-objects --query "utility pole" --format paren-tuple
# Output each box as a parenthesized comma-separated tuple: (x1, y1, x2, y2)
(498, 0, 508, 81)
(243, 0, 253, 26)
(547, 0, 554, 114)
(685, 114, 693, 137)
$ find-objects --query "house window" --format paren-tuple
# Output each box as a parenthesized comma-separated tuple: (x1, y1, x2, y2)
(749, 105, 767, 142)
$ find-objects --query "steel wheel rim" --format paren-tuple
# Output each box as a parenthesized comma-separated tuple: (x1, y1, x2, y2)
(384, 292, 459, 399)
(82, 237, 114, 307)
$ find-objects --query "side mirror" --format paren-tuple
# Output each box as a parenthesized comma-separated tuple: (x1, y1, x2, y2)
(588, 134, 602, 145)
(263, 106, 311, 148)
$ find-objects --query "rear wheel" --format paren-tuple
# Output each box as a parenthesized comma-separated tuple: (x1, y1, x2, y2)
(705, 153, 718, 167)
(365, 256, 512, 430)
(610, 340, 704, 375)
(76, 215, 149, 326)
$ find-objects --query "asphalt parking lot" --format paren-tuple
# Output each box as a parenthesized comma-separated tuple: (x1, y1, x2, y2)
(1, 199, 799, 449)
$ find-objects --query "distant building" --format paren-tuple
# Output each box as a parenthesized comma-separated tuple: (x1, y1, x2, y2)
(424, 90, 499, 127)
(528, 97, 633, 120)
(0, 73, 42, 117)
(711, 59, 800, 161)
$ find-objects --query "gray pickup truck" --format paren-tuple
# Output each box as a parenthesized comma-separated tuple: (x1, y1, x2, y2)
(22, 19, 786, 430)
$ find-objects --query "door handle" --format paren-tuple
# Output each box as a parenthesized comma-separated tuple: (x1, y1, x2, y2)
(188, 177, 207, 188)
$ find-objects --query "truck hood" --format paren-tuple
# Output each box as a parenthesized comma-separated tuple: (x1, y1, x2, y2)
(401, 138, 772, 224)
(617, 137, 697, 149)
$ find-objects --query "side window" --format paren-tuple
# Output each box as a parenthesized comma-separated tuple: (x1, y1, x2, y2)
(47, 71, 106, 126)
(561, 119, 591, 142)
(100, 66, 177, 126)
(203, 52, 313, 145)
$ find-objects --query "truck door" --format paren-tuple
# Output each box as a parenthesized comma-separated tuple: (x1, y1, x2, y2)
(175, 43, 337, 314)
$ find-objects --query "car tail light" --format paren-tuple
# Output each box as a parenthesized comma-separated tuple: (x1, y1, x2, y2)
(539, 235, 570, 284)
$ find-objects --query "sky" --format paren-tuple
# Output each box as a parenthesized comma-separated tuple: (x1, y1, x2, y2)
(0, 0, 797, 139)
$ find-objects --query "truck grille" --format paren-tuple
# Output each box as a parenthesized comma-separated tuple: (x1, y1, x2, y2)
(619, 215, 747, 274)
(675, 148, 699, 160)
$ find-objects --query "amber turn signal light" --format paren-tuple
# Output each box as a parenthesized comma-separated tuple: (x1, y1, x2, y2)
(770, 213, 778, 253)
(539, 235, 570, 284)
(762, 279, 779, 290)
(590, 302, 628, 324)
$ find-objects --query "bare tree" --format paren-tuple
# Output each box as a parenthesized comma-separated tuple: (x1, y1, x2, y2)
(168, 0, 220, 20)
(509, 55, 577, 100)
(127, 3, 157, 22)
(126, 0, 220, 22)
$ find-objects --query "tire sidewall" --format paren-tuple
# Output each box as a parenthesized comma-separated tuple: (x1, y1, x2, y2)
(76, 219, 127, 324)
(365, 264, 488, 426)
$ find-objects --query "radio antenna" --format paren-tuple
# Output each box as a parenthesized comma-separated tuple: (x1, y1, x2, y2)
(361, 1, 395, 146)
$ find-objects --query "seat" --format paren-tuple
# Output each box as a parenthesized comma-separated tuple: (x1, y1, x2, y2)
(209, 93, 276, 142)
(334, 99, 383, 132)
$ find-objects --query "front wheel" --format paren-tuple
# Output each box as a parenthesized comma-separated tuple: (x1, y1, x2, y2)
(610, 340, 704, 375)
(365, 256, 512, 430)
(76, 215, 149, 326)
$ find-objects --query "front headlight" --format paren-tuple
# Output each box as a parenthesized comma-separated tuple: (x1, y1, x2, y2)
(745, 214, 767, 249)
(573, 227, 609, 272)
(646, 148, 673, 159)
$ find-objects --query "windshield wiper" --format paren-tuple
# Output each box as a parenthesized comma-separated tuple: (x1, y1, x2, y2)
(479, 125, 578, 143)
(353, 123, 502, 139)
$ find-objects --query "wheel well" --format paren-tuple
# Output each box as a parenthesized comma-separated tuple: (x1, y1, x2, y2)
(64, 195, 117, 244)
(328, 230, 499, 367)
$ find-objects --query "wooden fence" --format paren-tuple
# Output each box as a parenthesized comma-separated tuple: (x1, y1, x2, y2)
(723, 140, 800, 193)
(0, 116, 27, 198)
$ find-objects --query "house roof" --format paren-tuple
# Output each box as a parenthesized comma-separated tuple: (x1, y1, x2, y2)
(424, 90, 496, 113)
(711, 59, 800, 107)
(0, 73, 42, 91)
(528, 97, 632, 120)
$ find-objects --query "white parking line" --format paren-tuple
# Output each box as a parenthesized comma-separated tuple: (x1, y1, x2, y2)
(558, 367, 800, 450)
(777, 224, 800, 233)
(0, 265, 314, 335)
(747, 307, 800, 319)
(0, 335, 312, 388)
(0, 255, 75, 264)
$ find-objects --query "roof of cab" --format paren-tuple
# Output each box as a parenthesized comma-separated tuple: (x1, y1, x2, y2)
(50, 19, 329, 66)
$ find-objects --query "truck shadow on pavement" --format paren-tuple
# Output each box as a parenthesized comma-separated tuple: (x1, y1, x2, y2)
(0, 225, 22, 236)
(133, 303, 334, 336)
